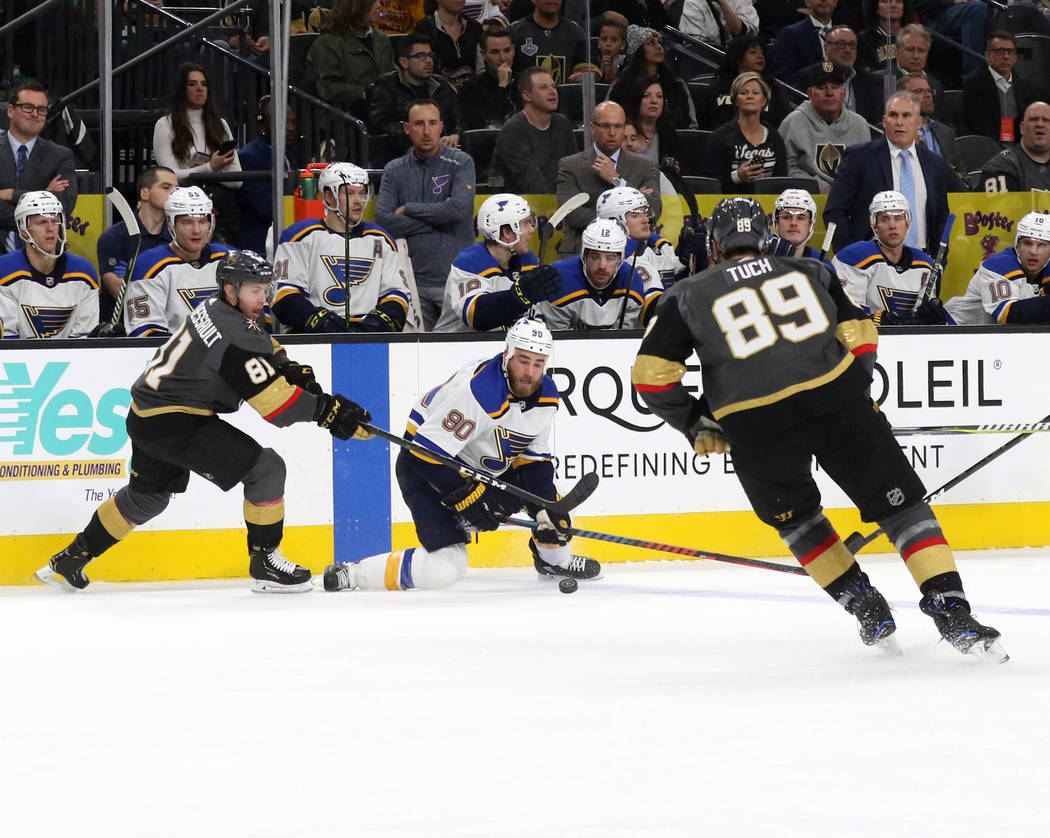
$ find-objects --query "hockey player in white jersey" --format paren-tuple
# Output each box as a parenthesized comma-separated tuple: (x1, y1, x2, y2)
(322, 317, 600, 592)
(0, 191, 99, 338)
(272, 162, 410, 333)
(124, 186, 234, 337)
(944, 212, 1050, 325)
(831, 191, 942, 326)
(434, 193, 561, 332)
(595, 186, 686, 291)
(767, 189, 828, 263)
(534, 219, 661, 330)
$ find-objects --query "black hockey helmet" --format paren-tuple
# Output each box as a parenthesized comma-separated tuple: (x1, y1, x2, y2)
(216, 250, 273, 292)
(707, 197, 769, 261)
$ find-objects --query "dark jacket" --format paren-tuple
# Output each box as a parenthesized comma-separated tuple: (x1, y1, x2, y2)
(772, 18, 825, 87)
(459, 70, 519, 131)
(368, 70, 462, 143)
(308, 26, 395, 118)
(413, 14, 484, 87)
(960, 68, 1035, 143)
(0, 132, 77, 247)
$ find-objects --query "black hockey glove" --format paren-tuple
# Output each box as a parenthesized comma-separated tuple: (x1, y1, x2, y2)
(279, 361, 323, 394)
(534, 508, 572, 546)
(90, 321, 126, 338)
(873, 308, 914, 327)
(441, 480, 510, 532)
(913, 298, 948, 326)
(688, 415, 730, 456)
(677, 223, 708, 274)
(304, 308, 351, 333)
(315, 393, 374, 440)
(767, 235, 799, 258)
(513, 264, 562, 305)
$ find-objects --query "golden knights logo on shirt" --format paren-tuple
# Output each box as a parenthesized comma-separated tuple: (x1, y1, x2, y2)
(816, 142, 846, 180)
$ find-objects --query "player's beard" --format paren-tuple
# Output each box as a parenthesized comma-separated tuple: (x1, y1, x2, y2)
(508, 370, 540, 399)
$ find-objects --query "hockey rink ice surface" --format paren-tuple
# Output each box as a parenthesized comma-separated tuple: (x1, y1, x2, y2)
(2, 549, 1048, 837)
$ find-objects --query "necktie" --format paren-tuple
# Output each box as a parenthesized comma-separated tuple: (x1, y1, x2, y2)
(15, 144, 28, 187)
(705, 0, 726, 45)
(899, 149, 919, 248)
(819, 25, 831, 57)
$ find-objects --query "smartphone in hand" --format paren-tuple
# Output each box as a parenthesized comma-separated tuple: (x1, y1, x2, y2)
(217, 140, 237, 155)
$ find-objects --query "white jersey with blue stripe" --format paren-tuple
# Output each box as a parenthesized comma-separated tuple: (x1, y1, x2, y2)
(0, 251, 99, 339)
(406, 354, 559, 478)
(625, 233, 684, 292)
(832, 240, 934, 317)
(944, 248, 1050, 325)
(434, 241, 539, 332)
(532, 255, 660, 330)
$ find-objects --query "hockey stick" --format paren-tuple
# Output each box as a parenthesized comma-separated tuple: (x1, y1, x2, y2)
(338, 170, 352, 328)
(891, 422, 1050, 436)
(912, 212, 955, 312)
(660, 163, 700, 274)
(505, 518, 807, 576)
(538, 192, 588, 265)
(100, 186, 142, 335)
(360, 422, 599, 515)
(844, 411, 1050, 554)
(818, 222, 836, 261)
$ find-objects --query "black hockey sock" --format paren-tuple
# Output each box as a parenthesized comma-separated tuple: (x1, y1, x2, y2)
(80, 510, 121, 557)
(821, 561, 865, 603)
(919, 571, 964, 599)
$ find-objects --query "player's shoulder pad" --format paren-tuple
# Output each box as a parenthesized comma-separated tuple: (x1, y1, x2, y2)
(624, 238, 640, 258)
(279, 217, 325, 244)
(649, 232, 672, 250)
(63, 253, 100, 287)
(454, 241, 500, 275)
(207, 243, 234, 261)
(468, 355, 513, 415)
(909, 249, 934, 270)
(550, 255, 587, 301)
(835, 239, 884, 268)
(536, 375, 560, 408)
(133, 243, 182, 281)
(982, 248, 1024, 277)
(0, 250, 31, 286)
(518, 251, 539, 268)
(357, 222, 396, 250)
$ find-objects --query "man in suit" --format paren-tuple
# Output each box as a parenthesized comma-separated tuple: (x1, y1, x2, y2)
(1, 82, 78, 255)
(898, 73, 965, 187)
(824, 25, 883, 125)
(961, 31, 1036, 144)
(773, 0, 837, 88)
(554, 101, 661, 256)
(824, 90, 951, 254)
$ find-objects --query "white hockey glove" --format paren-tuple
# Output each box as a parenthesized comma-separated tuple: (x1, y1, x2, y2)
(688, 415, 730, 456)
(534, 509, 572, 546)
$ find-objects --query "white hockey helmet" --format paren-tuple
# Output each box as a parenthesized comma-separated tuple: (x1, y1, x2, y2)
(581, 218, 628, 259)
(319, 162, 372, 215)
(596, 186, 650, 228)
(503, 316, 553, 373)
(774, 188, 817, 222)
(868, 190, 911, 230)
(1015, 211, 1050, 248)
(15, 190, 66, 257)
(476, 193, 535, 247)
(164, 186, 215, 236)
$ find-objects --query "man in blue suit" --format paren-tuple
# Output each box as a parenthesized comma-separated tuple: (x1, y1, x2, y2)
(773, 0, 837, 88)
(824, 90, 951, 254)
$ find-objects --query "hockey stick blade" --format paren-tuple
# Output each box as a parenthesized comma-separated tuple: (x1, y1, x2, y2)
(360, 422, 599, 515)
(103, 186, 142, 332)
(505, 518, 807, 576)
(538, 192, 588, 265)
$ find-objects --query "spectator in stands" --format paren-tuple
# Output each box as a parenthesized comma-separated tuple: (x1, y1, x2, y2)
(754, 0, 806, 41)
(459, 26, 519, 129)
(960, 31, 1035, 145)
(510, 0, 597, 85)
(492, 67, 577, 193)
(608, 26, 696, 129)
(308, 0, 395, 121)
(600, 0, 667, 30)
(415, 0, 485, 88)
(779, 62, 872, 192)
(554, 100, 661, 256)
(704, 72, 789, 191)
(369, 34, 462, 149)
(1, 82, 77, 256)
(857, 0, 913, 72)
(0, 191, 98, 339)
(621, 75, 680, 169)
(698, 34, 790, 130)
(824, 90, 951, 253)
(915, 0, 987, 79)
(152, 63, 242, 243)
(893, 24, 945, 120)
(773, 0, 839, 88)
(375, 100, 476, 330)
(375, 0, 425, 34)
(978, 101, 1050, 193)
(898, 73, 961, 177)
(96, 166, 177, 326)
(597, 12, 628, 83)
(679, 0, 758, 48)
(824, 25, 884, 124)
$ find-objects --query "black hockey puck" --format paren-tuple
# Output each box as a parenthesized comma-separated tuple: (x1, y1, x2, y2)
(559, 578, 578, 594)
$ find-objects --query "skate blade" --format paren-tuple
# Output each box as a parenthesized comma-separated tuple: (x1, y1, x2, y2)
(965, 637, 1009, 664)
(251, 579, 313, 594)
(34, 565, 80, 593)
(873, 634, 902, 656)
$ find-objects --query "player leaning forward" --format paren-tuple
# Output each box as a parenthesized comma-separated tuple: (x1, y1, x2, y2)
(324, 317, 599, 592)
(632, 197, 1005, 660)
(37, 251, 374, 594)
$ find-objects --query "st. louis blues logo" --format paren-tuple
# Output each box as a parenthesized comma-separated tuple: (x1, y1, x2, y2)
(431, 175, 451, 195)
(21, 305, 75, 338)
(320, 255, 375, 306)
(177, 287, 220, 311)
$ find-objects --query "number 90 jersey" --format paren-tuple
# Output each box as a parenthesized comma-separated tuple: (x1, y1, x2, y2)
(405, 354, 559, 478)
(634, 255, 877, 443)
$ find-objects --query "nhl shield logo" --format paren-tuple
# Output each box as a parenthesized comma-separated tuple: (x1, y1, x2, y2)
(886, 487, 905, 507)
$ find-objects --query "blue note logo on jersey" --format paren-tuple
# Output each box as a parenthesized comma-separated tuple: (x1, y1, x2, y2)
(320, 256, 376, 307)
(431, 175, 451, 195)
(480, 427, 534, 472)
(878, 287, 920, 315)
(20, 305, 75, 339)
(176, 287, 219, 311)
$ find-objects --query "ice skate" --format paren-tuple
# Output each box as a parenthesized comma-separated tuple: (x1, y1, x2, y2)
(839, 572, 900, 654)
(249, 546, 312, 593)
(531, 541, 601, 580)
(323, 562, 357, 592)
(919, 591, 1008, 663)
(35, 536, 93, 592)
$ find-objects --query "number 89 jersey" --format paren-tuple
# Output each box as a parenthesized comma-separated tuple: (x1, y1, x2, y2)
(405, 354, 559, 477)
(635, 255, 876, 442)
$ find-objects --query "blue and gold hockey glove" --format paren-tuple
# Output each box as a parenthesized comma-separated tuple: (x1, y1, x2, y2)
(441, 480, 507, 532)
(534, 508, 572, 546)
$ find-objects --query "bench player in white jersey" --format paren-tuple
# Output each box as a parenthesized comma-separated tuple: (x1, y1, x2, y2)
(766, 188, 829, 264)
(831, 191, 943, 326)
(595, 186, 686, 292)
(272, 162, 410, 333)
(944, 212, 1050, 325)
(125, 186, 234, 337)
(0, 191, 99, 338)
(534, 218, 661, 330)
(434, 192, 561, 332)
(322, 317, 600, 592)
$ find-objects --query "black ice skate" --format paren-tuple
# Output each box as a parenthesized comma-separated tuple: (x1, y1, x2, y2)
(838, 572, 899, 654)
(531, 540, 601, 580)
(35, 535, 94, 592)
(323, 562, 356, 592)
(919, 591, 1008, 663)
(249, 546, 313, 593)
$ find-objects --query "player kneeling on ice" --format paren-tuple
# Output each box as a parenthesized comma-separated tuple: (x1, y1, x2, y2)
(323, 317, 599, 592)
(36, 251, 374, 594)
(632, 197, 1006, 661)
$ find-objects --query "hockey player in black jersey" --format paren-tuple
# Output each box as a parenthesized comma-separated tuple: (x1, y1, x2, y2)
(36, 251, 374, 594)
(632, 197, 1007, 661)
